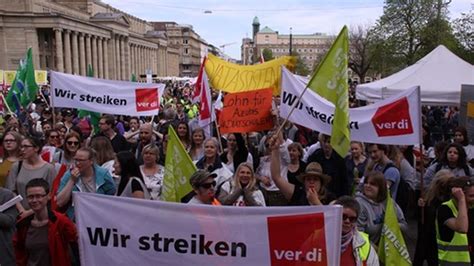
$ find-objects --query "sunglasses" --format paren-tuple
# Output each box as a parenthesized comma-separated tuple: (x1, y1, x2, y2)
(342, 214, 357, 223)
(67, 141, 80, 146)
(200, 181, 216, 189)
(49, 135, 59, 139)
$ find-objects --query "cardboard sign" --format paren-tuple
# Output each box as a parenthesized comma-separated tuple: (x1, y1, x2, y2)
(219, 88, 273, 133)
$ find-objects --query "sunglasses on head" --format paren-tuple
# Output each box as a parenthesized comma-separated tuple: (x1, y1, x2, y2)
(199, 181, 216, 189)
(342, 214, 357, 223)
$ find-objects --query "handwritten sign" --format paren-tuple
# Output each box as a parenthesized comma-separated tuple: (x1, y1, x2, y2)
(205, 54, 295, 95)
(219, 88, 273, 133)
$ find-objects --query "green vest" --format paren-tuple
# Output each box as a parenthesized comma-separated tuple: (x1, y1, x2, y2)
(436, 199, 471, 265)
(358, 231, 370, 265)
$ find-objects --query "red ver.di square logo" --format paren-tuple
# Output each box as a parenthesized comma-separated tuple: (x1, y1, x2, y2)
(135, 88, 158, 112)
(267, 212, 327, 265)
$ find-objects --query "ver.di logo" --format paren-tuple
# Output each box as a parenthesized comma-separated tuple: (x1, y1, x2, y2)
(267, 212, 327, 265)
(135, 88, 158, 112)
(371, 97, 413, 137)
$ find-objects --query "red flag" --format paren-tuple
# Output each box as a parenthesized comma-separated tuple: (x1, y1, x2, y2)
(192, 57, 207, 103)
(260, 50, 265, 64)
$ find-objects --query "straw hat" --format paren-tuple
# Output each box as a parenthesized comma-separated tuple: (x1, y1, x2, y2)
(297, 162, 331, 185)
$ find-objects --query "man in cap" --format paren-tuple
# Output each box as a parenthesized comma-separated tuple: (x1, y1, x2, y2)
(188, 170, 220, 205)
(269, 135, 333, 205)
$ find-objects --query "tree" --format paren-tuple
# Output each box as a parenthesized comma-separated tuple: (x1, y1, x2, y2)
(451, 10, 474, 63)
(348, 25, 380, 82)
(374, 0, 452, 67)
(292, 52, 310, 76)
(261, 48, 274, 61)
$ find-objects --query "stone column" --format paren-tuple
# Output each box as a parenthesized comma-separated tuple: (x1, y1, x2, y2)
(78, 33, 86, 75)
(63, 30, 72, 73)
(115, 35, 121, 80)
(71, 31, 79, 74)
(54, 28, 64, 72)
(120, 37, 126, 80)
(85, 34, 92, 72)
(104, 38, 109, 79)
(98, 36, 104, 78)
(91, 36, 98, 77)
(125, 37, 131, 80)
(130, 44, 135, 75)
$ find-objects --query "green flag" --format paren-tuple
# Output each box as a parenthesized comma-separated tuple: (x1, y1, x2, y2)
(161, 126, 197, 202)
(6, 48, 38, 113)
(378, 193, 412, 265)
(78, 64, 100, 134)
(307, 26, 350, 157)
(87, 64, 94, 77)
(131, 73, 137, 82)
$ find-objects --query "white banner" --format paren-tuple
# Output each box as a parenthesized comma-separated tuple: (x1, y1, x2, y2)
(51, 71, 165, 116)
(280, 68, 421, 145)
(74, 193, 342, 266)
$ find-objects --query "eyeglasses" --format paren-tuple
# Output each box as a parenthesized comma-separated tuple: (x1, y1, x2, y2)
(49, 135, 59, 139)
(199, 181, 216, 189)
(342, 214, 358, 223)
(21, 145, 34, 149)
(74, 158, 90, 162)
(67, 141, 79, 146)
(26, 194, 47, 200)
(3, 139, 15, 143)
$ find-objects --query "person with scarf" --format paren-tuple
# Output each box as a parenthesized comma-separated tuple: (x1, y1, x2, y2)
(334, 196, 379, 266)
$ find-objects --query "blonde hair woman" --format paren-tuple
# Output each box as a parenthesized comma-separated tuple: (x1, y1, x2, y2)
(218, 162, 265, 206)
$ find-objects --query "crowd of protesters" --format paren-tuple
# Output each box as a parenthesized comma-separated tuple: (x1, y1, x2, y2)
(0, 80, 473, 266)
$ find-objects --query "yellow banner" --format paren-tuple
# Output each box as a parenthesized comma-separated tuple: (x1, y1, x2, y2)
(4, 71, 16, 85)
(0, 70, 3, 84)
(35, 70, 48, 85)
(204, 54, 295, 95)
(468, 101, 474, 118)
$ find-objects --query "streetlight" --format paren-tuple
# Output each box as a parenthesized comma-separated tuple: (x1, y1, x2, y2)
(289, 27, 293, 56)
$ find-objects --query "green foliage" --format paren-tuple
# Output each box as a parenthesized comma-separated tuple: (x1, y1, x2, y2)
(292, 52, 311, 76)
(262, 48, 274, 61)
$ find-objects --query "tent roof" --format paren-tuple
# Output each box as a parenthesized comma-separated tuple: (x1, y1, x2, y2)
(356, 45, 474, 105)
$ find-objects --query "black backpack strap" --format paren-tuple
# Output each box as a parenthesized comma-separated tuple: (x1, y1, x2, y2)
(16, 160, 23, 176)
(382, 162, 396, 173)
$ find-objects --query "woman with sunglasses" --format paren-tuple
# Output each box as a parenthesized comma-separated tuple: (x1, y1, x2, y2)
(0, 131, 23, 187)
(218, 162, 265, 206)
(54, 132, 81, 166)
(188, 170, 220, 205)
(355, 171, 407, 244)
(5, 136, 56, 219)
(334, 196, 379, 266)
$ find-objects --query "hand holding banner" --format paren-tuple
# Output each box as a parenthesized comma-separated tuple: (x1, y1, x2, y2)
(219, 88, 273, 134)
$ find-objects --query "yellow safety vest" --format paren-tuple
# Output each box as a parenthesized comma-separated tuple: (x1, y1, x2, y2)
(358, 231, 371, 266)
(436, 199, 471, 265)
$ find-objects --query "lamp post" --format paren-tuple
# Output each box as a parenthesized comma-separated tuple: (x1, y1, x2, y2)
(289, 27, 293, 56)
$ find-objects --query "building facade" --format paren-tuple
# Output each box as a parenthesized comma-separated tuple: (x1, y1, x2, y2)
(0, 0, 180, 79)
(152, 22, 207, 77)
(241, 17, 333, 70)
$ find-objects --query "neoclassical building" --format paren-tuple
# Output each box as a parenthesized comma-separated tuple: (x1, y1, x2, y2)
(0, 0, 181, 79)
(241, 17, 333, 70)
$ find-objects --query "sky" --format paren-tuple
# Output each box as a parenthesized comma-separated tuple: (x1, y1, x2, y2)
(101, 0, 473, 60)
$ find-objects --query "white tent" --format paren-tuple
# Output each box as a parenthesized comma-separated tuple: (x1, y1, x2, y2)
(356, 45, 474, 105)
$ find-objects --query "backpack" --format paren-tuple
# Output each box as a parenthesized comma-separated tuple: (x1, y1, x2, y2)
(383, 163, 410, 213)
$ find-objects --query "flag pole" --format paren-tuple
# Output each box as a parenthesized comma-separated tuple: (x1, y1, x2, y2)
(214, 119, 224, 154)
(417, 86, 425, 225)
(274, 83, 311, 138)
(1, 93, 13, 114)
(38, 86, 51, 109)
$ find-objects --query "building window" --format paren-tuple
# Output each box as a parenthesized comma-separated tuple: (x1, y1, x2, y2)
(184, 39, 188, 44)
(185, 48, 189, 54)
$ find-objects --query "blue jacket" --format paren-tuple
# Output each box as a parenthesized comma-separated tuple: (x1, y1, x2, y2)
(58, 164, 116, 219)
